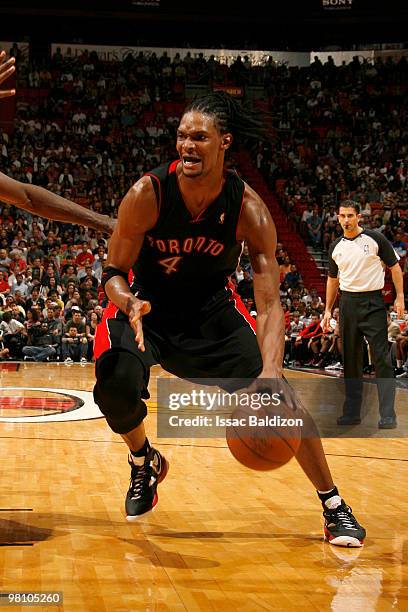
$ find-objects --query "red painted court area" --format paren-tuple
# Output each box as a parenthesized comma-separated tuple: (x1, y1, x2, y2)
(0, 397, 76, 411)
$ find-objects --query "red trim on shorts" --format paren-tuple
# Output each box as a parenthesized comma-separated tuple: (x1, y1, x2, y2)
(226, 281, 256, 333)
(93, 301, 119, 360)
(128, 269, 135, 285)
(169, 159, 180, 173)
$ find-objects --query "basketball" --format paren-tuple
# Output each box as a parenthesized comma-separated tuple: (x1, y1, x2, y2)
(226, 401, 302, 471)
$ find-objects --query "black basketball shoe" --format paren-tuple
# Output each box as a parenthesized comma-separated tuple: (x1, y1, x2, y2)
(323, 500, 366, 547)
(125, 448, 169, 521)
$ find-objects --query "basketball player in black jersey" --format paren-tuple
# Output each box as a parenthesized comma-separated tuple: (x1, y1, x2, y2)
(0, 61, 364, 545)
(94, 93, 366, 547)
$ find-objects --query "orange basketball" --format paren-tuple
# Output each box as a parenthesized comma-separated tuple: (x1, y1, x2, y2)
(226, 402, 302, 471)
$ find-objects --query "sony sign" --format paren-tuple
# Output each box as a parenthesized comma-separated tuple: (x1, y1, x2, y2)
(322, 0, 353, 9)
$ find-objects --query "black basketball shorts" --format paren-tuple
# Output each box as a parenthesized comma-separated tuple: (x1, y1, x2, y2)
(94, 286, 263, 382)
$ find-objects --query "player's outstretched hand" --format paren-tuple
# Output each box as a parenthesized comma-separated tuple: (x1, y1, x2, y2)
(0, 51, 16, 99)
(128, 299, 151, 352)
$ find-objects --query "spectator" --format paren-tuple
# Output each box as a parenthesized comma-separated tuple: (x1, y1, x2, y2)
(285, 311, 304, 365)
(10, 272, 29, 298)
(25, 286, 45, 311)
(392, 231, 407, 258)
(78, 265, 98, 289)
(0, 270, 10, 295)
(285, 264, 302, 289)
(388, 312, 402, 342)
(0, 248, 11, 274)
(236, 269, 254, 301)
(22, 317, 57, 362)
(92, 245, 107, 282)
(307, 210, 323, 247)
(0, 310, 26, 358)
(11, 303, 25, 324)
(61, 265, 78, 288)
(76, 241, 95, 271)
(64, 289, 83, 315)
(45, 304, 63, 357)
(65, 307, 85, 332)
(293, 313, 323, 366)
(30, 257, 45, 284)
(86, 310, 101, 361)
(279, 256, 291, 281)
(61, 324, 88, 364)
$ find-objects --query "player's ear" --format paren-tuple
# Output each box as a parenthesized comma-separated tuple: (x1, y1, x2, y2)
(222, 133, 233, 150)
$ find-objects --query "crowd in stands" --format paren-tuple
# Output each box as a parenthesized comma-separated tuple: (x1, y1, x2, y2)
(0, 214, 106, 363)
(0, 46, 407, 370)
(255, 55, 408, 253)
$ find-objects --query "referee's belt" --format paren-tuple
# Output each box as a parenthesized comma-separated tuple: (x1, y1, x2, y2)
(340, 289, 383, 297)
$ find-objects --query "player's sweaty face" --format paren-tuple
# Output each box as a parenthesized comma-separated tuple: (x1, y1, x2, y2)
(176, 111, 224, 177)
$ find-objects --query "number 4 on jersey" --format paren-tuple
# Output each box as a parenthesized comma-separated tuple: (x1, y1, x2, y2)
(158, 256, 182, 274)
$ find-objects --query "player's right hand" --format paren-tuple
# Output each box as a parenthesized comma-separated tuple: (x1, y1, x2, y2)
(0, 51, 16, 99)
(128, 299, 151, 352)
(322, 311, 332, 333)
(244, 375, 299, 414)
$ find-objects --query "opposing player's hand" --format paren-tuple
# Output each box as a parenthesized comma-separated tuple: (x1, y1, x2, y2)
(128, 299, 151, 352)
(322, 310, 332, 333)
(0, 51, 16, 99)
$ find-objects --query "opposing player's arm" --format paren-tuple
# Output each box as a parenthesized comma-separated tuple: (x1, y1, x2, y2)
(103, 177, 158, 350)
(0, 54, 113, 232)
(0, 172, 115, 234)
(237, 185, 284, 377)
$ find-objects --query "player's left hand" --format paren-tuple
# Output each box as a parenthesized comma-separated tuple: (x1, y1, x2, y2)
(0, 51, 16, 99)
(128, 298, 151, 352)
(394, 295, 405, 319)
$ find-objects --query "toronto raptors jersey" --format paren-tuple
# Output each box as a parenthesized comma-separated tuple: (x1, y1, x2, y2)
(131, 160, 245, 310)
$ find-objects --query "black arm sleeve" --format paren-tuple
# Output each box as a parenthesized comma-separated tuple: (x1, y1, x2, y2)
(327, 242, 339, 278)
(101, 266, 129, 292)
(375, 231, 399, 267)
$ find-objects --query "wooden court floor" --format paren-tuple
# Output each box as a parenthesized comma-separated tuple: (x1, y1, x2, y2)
(0, 363, 407, 611)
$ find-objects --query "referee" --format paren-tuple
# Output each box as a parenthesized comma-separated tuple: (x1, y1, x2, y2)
(323, 200, 404, 429)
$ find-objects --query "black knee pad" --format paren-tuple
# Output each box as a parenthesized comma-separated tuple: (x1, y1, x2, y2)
(93, 350, 149, 434)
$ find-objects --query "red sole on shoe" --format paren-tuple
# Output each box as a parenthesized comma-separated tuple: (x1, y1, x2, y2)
(324, 526, 364, 548)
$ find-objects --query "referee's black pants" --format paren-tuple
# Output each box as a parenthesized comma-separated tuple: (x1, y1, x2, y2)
(340, 290, 396, 419)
